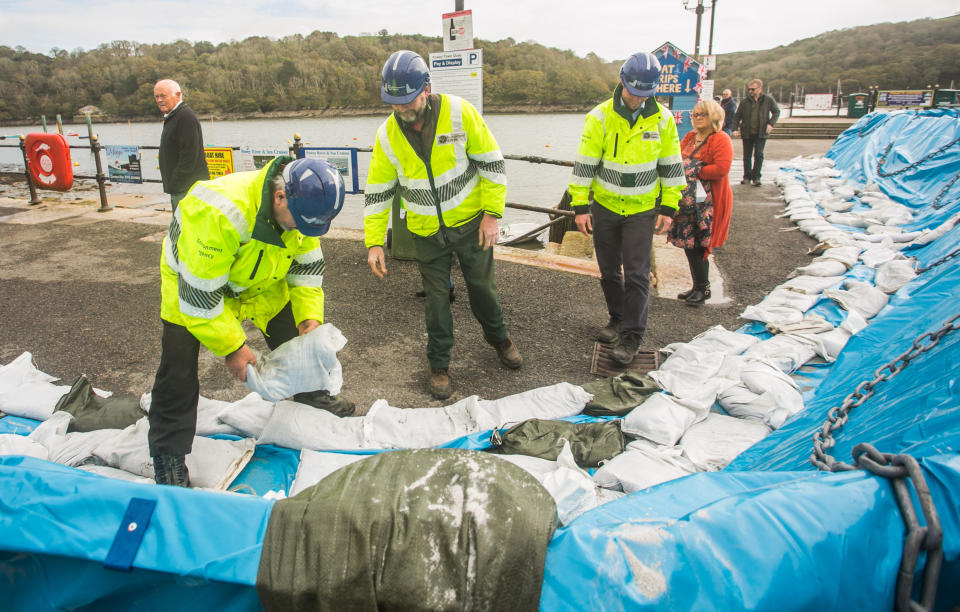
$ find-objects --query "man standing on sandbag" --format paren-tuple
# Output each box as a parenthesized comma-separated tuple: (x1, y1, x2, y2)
(149, 156, 352, 487)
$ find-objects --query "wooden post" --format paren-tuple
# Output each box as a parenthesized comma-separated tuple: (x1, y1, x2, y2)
(89, 134, 112, 212)
(19, 135, 43, 205)
(56, 114, 64, 135)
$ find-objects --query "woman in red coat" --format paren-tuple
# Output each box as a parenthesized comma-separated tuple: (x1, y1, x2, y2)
(667, 99, 734, 305)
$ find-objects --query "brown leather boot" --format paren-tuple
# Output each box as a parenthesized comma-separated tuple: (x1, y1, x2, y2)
(428, 367, 453, 400)
(487, 336, 522, 369)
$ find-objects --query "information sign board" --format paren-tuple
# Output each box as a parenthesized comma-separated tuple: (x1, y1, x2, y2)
(699, 79, 714, 101)
(204, 147, 235, 178)
(429, 49, 484, 113)
(877, 90, 933, 108)
(301, 147, 360, 194)
(442, 10, 474, 52)
(237, 147, 288, 172)
(804, 94, 833, 110)
(105, 145, 142, 184)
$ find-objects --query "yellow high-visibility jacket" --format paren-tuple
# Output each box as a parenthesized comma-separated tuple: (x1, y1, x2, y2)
(160, 157, 326, 356)
(569, 92, 685, 216)
(363, 94, 507, 247)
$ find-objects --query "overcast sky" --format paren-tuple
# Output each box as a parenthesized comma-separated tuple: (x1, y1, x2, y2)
(1, 1, 956, 61)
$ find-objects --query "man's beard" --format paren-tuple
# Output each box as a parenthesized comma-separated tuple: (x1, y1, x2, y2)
(398, 101, 429, 125)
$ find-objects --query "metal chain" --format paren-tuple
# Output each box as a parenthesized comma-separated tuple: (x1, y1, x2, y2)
(916, 244, 960, 273)
(812, 313, 960, 471)
(931, 170, 960, 210)
(811, 314, 958, 611)
(876, 132, 960, 178)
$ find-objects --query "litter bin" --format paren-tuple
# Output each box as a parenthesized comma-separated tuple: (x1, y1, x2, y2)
(388, 193, 417, 260)
(933, 89, 959, 109)
(848, 93, 869, 118)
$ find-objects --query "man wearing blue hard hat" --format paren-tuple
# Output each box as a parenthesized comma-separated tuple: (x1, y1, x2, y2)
(570, 51, 685, 366)
(364, 50, 521, 401)
(149, 156, 350, 487)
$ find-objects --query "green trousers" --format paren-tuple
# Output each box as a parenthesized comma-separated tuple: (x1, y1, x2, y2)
(413, 225, 508, 369)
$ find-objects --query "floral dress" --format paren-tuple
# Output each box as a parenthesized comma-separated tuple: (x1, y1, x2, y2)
(667, 137, 714, 250)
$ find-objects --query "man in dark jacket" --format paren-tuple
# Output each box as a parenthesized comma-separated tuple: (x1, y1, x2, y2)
(720, 89, 737, 135)
(733, 79, 780, 186)
(154, 79, 209, 211)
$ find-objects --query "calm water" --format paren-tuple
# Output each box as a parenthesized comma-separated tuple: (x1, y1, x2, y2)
(1, 113, 589, 229)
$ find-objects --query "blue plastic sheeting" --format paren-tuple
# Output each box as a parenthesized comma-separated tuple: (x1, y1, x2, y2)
(226, 443, 301, 497)
(541, 455, 960, 611)
(729, 242, 960, 473)
(0, 456, 272, 598)
(0, 415, 39, 435)
(828, 109, 960, 227)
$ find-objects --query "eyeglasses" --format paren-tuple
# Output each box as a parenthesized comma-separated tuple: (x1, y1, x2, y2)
(747, 87, 758, 91)
(690, 112, 709, 118)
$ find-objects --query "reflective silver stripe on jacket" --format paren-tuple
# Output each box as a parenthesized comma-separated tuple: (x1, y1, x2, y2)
(287, 246, 326, 288)
(657, 153, 686, 188)
(364, 123, 399, 217)
(594, 159, 662, 196)
(571, 153, 602, 187)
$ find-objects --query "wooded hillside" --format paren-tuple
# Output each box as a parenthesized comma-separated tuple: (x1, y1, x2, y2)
(0, 14, 956, 121)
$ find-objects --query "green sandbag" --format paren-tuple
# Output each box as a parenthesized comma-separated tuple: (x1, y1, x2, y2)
(490, 418, 625, 468)
(257, 448, 557, 612)
(54, 375, 143, 432)
(580, 371, 661, 417)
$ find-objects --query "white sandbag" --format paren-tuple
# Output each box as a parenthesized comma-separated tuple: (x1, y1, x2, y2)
(826, 212, 870, 228)
(684, 325, 760, 356)
(816, 246, 862, 268)
(592, 440, 696, 493)
(718, 359, 804, 429)
(650, 345, 728, 399)
(362, 396, 487, 449)
(859, 245, 902, 268)
(26, 410, 72, 448)
(91, 418, 255, 490)
(620, 393, 704, 446)
(740, 304, 804, 327)
(257, 400, 365, 451)
(0, 352, 69, 421)
(790, 310, 868, 362)
(76, 464, 155, 484)
(0, 433, 49, 459)
(780, 275, 845, 295)
(473, 382, 592, 428)
(540, 442, 606, 525)
(50, 428, 124, 467)
(289, 448, 372, 496)
(141, 392, 242, 437)
(244, 324, 346, 401)
(792, 259, 849, 278)
(818, 198, 855, 213)
(760, 288, 821, 312)
(215, 393, 276, 439)
(823, 280, 889, 319)
(742, 335, 818, 374)
(678, 412, 772, 471)
(875, 259, 917, 294)
(908, 211, 960, 246)
(765, 313, 833, 336)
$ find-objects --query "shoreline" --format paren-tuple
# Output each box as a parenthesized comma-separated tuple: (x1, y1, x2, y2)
(0, 104, 593, 128)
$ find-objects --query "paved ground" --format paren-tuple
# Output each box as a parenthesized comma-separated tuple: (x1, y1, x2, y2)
(0, 138, 830, 411)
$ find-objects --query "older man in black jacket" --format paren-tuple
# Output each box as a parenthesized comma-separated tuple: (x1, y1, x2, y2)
(733, 79, 780, 186)
(154, 79, 209, 212)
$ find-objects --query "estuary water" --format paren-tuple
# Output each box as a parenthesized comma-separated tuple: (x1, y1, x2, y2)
(2, 113, 590, 229)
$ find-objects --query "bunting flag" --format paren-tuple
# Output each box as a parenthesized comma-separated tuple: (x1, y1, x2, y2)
(694, 81, 703, 93)
(698, 65, 708, 78)
(674, 111, 683, 125)
(683, 57, 692, 72)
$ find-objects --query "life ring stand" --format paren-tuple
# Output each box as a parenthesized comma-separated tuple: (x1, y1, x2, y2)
(24, 133, 74, 191)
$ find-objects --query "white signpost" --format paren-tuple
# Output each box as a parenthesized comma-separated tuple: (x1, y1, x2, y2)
(429, 49, 484, 113)
(805, 93, 834, 110)
(699, 79, 715, 101)
(442, 10, 474, 52)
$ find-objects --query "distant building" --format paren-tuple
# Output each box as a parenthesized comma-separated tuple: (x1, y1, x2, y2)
(76, 105, 104, 118)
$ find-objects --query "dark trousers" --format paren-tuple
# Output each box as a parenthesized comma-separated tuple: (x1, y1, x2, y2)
(148, 302, 299, 457)
(742, 136, 767, 181)
(591, 202, 655, 341)
(413, 227, 507, 369)
(169, 191, 188, 214)
(684, 247, 710, 289)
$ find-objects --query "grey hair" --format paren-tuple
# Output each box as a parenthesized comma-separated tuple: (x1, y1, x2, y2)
(271, 174, 285, 194)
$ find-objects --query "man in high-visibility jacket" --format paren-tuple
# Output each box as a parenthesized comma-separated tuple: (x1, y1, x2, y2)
(570, 51, 686, 366)
(150, 156, 349, 487)
(364, 50, 521, 401)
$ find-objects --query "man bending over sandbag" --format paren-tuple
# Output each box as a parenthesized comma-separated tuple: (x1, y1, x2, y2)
(149, 156, 352, 487)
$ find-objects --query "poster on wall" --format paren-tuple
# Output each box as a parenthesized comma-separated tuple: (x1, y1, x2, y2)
(804, 94, 833, 110)
(105, 145, 142, 183)
(442, 9, 473, 52)
(301, 147, 360, 194)
(204, 147, 235, 178)
(238, 147, 288, 172)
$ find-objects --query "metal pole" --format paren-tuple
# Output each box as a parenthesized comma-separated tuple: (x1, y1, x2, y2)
(19, 135, 43, 205)
(694, 0, 704, 56)
(505, 201, 575, 217)
(41, 115, 48, 133)
(708, 0, 717, 55)
(56, 114, 64, 135)
(455, 0, 463, 10)
(89, 134, 112, 212)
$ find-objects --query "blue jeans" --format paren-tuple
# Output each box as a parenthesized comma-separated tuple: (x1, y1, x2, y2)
(742, 136, 767, 181)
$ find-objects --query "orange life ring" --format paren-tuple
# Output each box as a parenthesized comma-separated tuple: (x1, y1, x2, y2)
(25, 133, 73, 191)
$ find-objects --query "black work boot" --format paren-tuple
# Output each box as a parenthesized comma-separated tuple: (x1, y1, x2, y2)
(609, 334, 641, 366)
(486, 336, 522, 369)
(428, 367, 453, 400)
(294, 390, 357, 418)
(597, 317, 621, 344)
(153, 454, 190, 487)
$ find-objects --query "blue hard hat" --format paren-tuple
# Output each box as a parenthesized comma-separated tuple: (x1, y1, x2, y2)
(281, 158, 344, 237)
(620, 52, 662, 97)
(381, 50, 430, 105)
